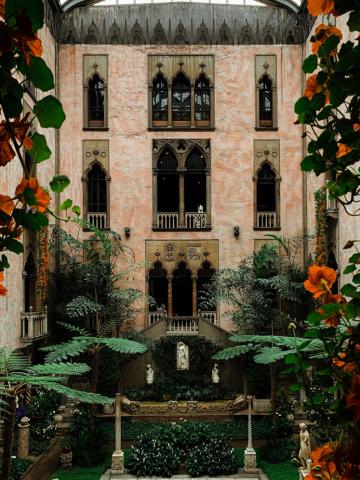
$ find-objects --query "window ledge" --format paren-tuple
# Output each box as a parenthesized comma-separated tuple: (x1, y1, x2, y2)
(253, 227, 281, 231)
(83, 127, 109, 132)
(148, 127, 215, 132)
(152, 227, 212, 232)
(255, 127, 278, 131)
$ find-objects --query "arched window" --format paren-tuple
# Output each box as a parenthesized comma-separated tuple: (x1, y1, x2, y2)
(195, 73, 210, 123)
(172, 261, 192, 316)
(149, 261, 168, 312)
(157, 149, 179, 225)
(197, 261, 215, 311)
(259, 75, 273, 127)
(88, 73, 105, 126)
(256, 163, 278, 229)
(152, 73, 168, 122)
(172, 72, 191, 122)
(185, 149, 206, 226)
(86, 163, 108, 229)
(24, 252, 36, 312)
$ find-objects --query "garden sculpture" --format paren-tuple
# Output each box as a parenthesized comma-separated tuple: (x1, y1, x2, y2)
(177, 341, 189, 370)
(299, 423, 311, 469)
(146, 364, 154, 384)
(212, 364, 220, 383)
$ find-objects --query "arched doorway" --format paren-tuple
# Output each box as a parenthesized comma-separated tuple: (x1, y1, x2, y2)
(197, 261, 215, 311)
(172, 261, 192, 316)
(149, 261, 168, 311)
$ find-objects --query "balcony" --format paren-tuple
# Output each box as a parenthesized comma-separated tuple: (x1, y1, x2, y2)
(255, 211, 277, 229)
(87, 212, 107, 229)
(156, 212, 208, 230)
(198, 310, 216, 324)
(20, 307, 48, 345)
(166, 317, 199, 335)
(149, 310, 167, 325)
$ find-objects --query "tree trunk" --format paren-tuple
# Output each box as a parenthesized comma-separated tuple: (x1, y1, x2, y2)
(90, 346, 100, 393)
(270, 363, 278, 447)
(1, 395, 16, 480)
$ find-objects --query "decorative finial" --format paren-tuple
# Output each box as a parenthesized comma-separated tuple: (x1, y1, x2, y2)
(178, 60, 184, 70)
(92, 62, 99, 71)
(156, 62, 163, 71)
(199, 62, 206, 71)
(263, 61, 269, 70)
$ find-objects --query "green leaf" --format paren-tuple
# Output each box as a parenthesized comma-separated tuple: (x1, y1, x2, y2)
(317, 105, 332, 121)
(348, 10, 360, 32)
(5, 0, 44, 32)
(343, 264, 357, 274)
(29, 362, 90, 376)
(72, 205, 81, 216)
(18, 57, 54, 92)
(318, 35, 340, 57)
(60, 199, 72, 211)
(312, 393, 325, 405)
(33, 96, 65, 128)
(289, 383, 301, 393)
(302, 55, 317, 74)
(301, 155, 316, 172)
(294, 97, 311, 115)
(1, 255, 9, 269)
(4, 238, 23, 254)
(213, 345, 253, 361)
(12, 209, 48, 231)
(97, 337, 148, 354)
(352, 273, 360, 284)
(349, 253, 360, 264)
(28, 133, 51, 163)
(341, 283, 360, 298)
(50, 175, 70, 193)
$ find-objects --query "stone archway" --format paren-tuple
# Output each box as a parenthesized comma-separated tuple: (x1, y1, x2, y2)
(172, 261, 192, 316)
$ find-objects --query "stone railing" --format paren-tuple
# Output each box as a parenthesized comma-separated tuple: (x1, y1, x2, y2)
(166, 317, 199, 335)
(148, 310, 167, 325)
(198, 310, 217, 324)
(157, 213, 178, 229)
(256, 211, 277, 229)
(20, 307, 48, 345)
(185, 212, 206, 229)
(87, 212, 107, 229)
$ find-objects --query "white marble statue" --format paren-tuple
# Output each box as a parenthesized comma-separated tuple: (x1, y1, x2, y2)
(146, 364, 154, 385)
(177, 341, 189, 370)
(299, 423, 311, 470)
(198, 204, 204, 213)
(212, 364, 220, 384)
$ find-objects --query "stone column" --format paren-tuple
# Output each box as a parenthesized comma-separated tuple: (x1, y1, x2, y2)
(205, 170, 211, 227)
(167, 85, 172, 127)
(179, 172, 185, 227)
(111, 393, 124, 475)
(152, 171, 158, 228)
(190, 83, 195, 127)
(167, 276, 173, 317)
(244, 396, 257, 473)
(192, 275, 197, 316)
(17, 416, 30, 460)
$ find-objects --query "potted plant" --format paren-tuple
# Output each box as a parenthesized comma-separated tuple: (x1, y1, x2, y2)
(60, 436, 73, 468)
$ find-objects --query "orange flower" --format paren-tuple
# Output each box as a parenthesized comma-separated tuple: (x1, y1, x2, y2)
(304, 74, 330, 103)
(346, 374, 360, 422)
(312, 24, 342, 55)
(0, 271, 7, 296)
(0, 125, 15, 166)
(0, 195, 15, 221)
(307, 0, 335, 17)
(15, 177, 50, 213)
(337, 144, 353, 158)
(10, 13, 43, 65)
(333, 353, 357, 373)
(304, 265, 337, 299)
(319, 294, 346, 327)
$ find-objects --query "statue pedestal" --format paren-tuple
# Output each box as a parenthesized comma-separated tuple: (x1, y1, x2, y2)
(244, 446, 257, 473)
(111, 449, 124, 475)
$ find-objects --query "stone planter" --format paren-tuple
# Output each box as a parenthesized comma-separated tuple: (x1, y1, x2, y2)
(60, 449, 73, 469)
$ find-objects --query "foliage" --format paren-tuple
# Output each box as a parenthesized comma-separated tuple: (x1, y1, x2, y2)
(9, 459, 32, 480)
(186, 435, 238, 477)
(314, 188, 327, 265)
(70, 404, 106, 467)
(0, 0, 75, 283)
(97, 347, 121, 397)
(127, 434, 180, 477)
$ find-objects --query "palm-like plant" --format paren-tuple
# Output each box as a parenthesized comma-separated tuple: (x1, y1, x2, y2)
(0, 348, 112, 480)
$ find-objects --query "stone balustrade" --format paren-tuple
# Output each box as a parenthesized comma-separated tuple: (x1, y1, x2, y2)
(185, 212, 207, 229)
(87, 212, 107, 229)
(20, 307, 48, 345)
(156, 212, 179, 229)
(148, 310, 167, 325)
(166, 316, 199, 335)
(256, 211, 277, 229)
(198, 310, 217, 324)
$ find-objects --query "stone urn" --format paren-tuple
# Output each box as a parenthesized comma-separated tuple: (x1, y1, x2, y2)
(60, 448, 73, 469)
(103, 402, 115, 415)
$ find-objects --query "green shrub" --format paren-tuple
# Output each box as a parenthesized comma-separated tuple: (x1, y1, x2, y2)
(260, 438, 297, 464)
(127, 434, 180, 477)
(186, 436, 238, 477)
(123, 385, 146, 401)
(98, 347, 121, 397)
(25, 390, 62, 447)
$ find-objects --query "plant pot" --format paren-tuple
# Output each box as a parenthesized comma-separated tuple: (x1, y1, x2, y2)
(60, 449, 73, 468)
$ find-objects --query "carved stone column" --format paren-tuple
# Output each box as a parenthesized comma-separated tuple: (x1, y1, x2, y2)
(244, 395, 257, 473)
(206, 169, 211, 227)
(179, 172, 185, 227)
(167, 85, 172, 127)
(192, 275, 197, 316)
(190, 83, 195, 128)
(111, 393, 124, 475)
(152, 171, 158, 228)
(17, 416, 30, 460)
(167, 275, 173, 317)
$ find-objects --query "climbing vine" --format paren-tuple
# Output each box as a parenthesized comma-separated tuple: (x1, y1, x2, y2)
(314, 187, 327, 266)
(36, 223, 48, 307)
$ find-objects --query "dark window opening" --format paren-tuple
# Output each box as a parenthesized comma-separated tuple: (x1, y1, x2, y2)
(149, 261, 168, 311)
(24, 252, 36, 312)
(197, 261, 214, 310)
(259, 75, 273, 125)
(88, 163, 107, 213)
(195, 74, 210, 122)
(257, 163, 276, 212)
(157, 149, 179, 212)
(185, 149, 206, 212)
(172, 72, 191, 122)
(172, 261, 192, 316)
(88, 73, 105, 124)
(152, 73, 168, 121)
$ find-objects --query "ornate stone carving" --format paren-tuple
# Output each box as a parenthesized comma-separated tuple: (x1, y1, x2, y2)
(85, 20, 98, 44)
(109, 20, 121, 44)
(187, 246, 201, 261)
(252, 398, 272, 413)
(152, 139, 211, 170)
(152, 19, 166, 44)
(240, 19, 252, 44)
(196, 19, 210, 45)
(164, 242, 175, 261)
(218, 20, 231, 45)
(131, 19, 144, 44)
(174, 20, 188, 45)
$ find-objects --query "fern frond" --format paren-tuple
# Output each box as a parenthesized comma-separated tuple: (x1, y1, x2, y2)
(30, 380, 112, 405)
(42, 338, 92, 363)
(213, 344, 255, 360)
(29, 362, 90, 376)
(57, 321, 91, 337)
(253, 346, 298, 364)
(96, 337, 147, 354)
(65, 296, 102, 319)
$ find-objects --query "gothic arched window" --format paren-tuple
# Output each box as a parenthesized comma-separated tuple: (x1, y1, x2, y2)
(259, 74, 273, 127)
(185, 148, 206, 222)
(152, 73, 168, 122)
(195, 73, 210, 123)
(157, 149, 179, 221)
(172, 72, 191, 122)
(255, 163, 279, 229)
(86, 163, 108, 229)
(88, 73, 105, 126)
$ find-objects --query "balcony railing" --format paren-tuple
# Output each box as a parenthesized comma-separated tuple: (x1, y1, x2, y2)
(148, 310, 167, 325)
(185, 212, 206, 229)
(256, 211, 277, 229)
(87, 212, 107, 229)
(166, 317, 199, 335)
(156, 213, 179, 229)
(20, 307, 48, 345)
(198, 310, 217, 324)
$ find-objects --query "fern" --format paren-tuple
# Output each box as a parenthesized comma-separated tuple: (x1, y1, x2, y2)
(29, 362, 91, 376)
(97, 337, 148, 354)
(213, 344, 255, 360)
(253, 346, 298, 364)
(24, 380, 112, 404)
(65, 296, 102, 319)
(57, 321, 91, 337)
(41, 338, 92, 363)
